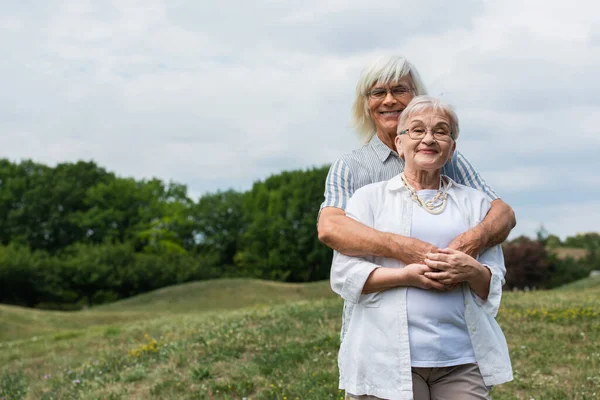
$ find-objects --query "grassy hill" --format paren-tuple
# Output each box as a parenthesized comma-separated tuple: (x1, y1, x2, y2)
(550, 246, 588, 260)
(94, 278, 334, 313)
(1, 279, 599, 399)
(0, 279, 333, 343)
(557, 274, 600, 290)
(0, 304, 155, 343)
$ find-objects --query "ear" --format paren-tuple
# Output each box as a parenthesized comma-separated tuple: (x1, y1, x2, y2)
(447, 141, 456, 163)
(395, 135, 404, 159)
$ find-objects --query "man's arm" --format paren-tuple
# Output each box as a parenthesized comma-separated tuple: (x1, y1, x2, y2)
(446, 152, 516, 257)
(329, 187, 447, 300)
(318, 207, 436, 265)
(319, 158, 437, 264)
(448, 199, 515, 258)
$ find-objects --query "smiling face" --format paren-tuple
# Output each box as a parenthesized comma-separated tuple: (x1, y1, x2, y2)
(367, 76, 414, 143)
(395, 108, 456, 173)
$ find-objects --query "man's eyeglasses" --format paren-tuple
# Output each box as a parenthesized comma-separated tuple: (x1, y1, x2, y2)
(367, 85, 413, 99)
(399, 127, 454, 142)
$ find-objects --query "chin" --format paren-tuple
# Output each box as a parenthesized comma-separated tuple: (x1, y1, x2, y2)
(377, 122, 398, 131)
(414, 161, 445, 171)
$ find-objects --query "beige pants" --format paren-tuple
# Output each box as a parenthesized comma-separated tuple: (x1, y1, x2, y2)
(345, 363, 490, 400)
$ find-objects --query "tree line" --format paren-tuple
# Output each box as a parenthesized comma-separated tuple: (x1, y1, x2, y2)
(0, 159, 597, 309)
(0, 159, 331, 308)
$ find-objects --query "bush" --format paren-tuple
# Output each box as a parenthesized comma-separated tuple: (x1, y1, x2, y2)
(0, 241, 220, 309)
(0, 243, 66, 307)
(503, 237, 553, 289)
(543, 255, 594, 289)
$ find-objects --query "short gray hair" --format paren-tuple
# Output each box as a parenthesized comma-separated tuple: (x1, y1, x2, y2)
(397, 96, 460, 141)
(351, 55, 428, 143)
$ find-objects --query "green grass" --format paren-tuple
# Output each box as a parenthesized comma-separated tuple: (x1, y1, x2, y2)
(0, 279, 333, 342)
(94, 278, 333, 313)
(1, 279, 599, 399)
(557, 275, 600, 291)
(550, 247, 588, 260)
(0, 304, 156, 343)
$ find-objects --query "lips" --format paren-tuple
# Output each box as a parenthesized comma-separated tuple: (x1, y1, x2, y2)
(379, 110, 402, 116)
(418, 149, 439, 154)
(378, 110, 402, 120)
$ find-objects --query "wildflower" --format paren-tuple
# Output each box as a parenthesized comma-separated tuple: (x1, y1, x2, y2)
(73, 379, 81, 384)
(44, 374, 51, 379)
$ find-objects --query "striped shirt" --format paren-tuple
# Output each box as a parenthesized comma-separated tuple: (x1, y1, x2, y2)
(321, 134, 498, 212)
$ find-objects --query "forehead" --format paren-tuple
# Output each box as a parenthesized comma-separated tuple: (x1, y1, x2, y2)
(371, 75, 413, 88)
(407, 109, 450, 124)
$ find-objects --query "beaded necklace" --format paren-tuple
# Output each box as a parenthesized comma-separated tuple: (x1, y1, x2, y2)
(400, 173, 452, 215)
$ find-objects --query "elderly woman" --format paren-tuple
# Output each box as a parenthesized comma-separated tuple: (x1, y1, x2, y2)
(330, 96, 512, 400)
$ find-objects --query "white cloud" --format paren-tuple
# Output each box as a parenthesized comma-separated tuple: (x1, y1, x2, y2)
(1, 0, 599, 237)
(511, 201, 600, 240)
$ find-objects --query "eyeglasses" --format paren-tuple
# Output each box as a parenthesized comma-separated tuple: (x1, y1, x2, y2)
(399, 127, 454, 142)
(367, 85, 413, 100)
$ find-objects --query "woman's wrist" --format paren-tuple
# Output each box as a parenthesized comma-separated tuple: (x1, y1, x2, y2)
(396, 267, 410, 287)
(467, 262, 492, 299)
(467, 261, 489, 283)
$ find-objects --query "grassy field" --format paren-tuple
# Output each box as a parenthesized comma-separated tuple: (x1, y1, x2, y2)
(550, 247, 589, 260)
(1, 278, 599, 400)
(0, 279, 333, 343)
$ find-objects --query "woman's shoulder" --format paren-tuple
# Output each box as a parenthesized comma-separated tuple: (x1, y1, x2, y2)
(447, 176, 490, 203)
(351, 180, 390, 199)
(446, 176, 491, 220)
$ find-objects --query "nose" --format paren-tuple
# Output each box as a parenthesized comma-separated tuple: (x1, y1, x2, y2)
(382, 91, 397, 106)
(421, 130, 436, 145)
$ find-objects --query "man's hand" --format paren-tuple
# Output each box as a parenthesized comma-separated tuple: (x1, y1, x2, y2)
(447, 227, 486, 259)
(447, 199, 516, 259)
(393, 237, 438, 265)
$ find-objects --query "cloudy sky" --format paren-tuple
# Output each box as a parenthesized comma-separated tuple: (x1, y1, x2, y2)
(2, 0, 599, 239)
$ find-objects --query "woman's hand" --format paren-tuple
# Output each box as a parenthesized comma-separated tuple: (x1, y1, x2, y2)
(423, 248, 492, 299)
(402, 263, 449, 291)
(423, 248, 484, 285)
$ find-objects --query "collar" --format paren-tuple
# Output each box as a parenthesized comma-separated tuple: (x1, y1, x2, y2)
(386, 174, 460, 196)
(386, 174, 407, 192)
(369, 134, 398, 163)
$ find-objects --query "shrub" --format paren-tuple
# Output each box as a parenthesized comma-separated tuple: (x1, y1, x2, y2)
(503, 237, 553, 289)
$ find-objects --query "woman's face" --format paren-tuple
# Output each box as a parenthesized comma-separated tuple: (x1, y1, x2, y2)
(367, 77, 414, 136)
(395, 109, 456, 172)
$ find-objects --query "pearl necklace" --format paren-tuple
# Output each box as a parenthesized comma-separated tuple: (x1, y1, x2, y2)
(400, 173, 452, 215)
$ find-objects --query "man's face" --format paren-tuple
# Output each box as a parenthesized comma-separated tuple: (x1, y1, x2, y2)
(367, 76, 414, 135)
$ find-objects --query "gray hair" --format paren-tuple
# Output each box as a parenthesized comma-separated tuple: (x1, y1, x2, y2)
(397, 96, 460, 141)
(351, 55, 428, 143)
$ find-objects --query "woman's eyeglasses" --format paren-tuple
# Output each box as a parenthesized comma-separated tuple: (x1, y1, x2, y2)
(399, 127, 454, 142)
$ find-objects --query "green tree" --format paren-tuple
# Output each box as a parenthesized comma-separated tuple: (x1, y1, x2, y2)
(0, 159, 112, 253)
(235, 166, 332, 282)
(194, 190, 246, 272)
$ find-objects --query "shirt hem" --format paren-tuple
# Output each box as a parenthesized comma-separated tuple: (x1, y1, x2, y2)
(411, 357, 477, 368)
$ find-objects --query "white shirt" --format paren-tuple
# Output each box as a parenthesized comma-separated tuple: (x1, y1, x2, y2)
(407, 189, 475, 367)
(330, 175, 513, 400)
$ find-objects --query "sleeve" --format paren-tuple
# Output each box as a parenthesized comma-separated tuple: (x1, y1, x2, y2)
(320, 158, 354, 212)
(446, 151, 499, 203)
(329, 187, 381, 304)
(474, 244, 506, 317)
(470, 195, 506, 317)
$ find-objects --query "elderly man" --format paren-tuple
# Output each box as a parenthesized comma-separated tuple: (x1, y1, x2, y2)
(318, 55, 515, 274)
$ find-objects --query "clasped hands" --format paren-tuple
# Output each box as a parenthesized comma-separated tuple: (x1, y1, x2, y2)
(403, 235, 483, 291)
